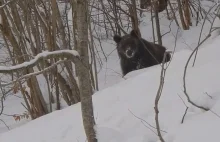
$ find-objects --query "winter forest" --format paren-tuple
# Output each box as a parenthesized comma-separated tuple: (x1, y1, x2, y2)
(0, 0, 220, 142)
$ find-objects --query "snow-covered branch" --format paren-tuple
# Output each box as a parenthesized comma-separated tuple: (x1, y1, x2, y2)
(1, 59, 68, 87)
(0, 50, 79, 74)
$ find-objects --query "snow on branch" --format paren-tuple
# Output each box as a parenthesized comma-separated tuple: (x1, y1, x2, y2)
(0, 50, 79, 74)
(1, 59, 68, 87)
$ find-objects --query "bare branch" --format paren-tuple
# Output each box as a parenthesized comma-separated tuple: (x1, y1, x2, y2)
(192, 3, 218, 66)
(181, 107, 189, 124)
(128, 109, 167, 134)
(182, 4, 220, 111)
(183, 36, 210, 111)
(0, 0, 18, 9)
(154, 52, 170, 142)
(0, 119, 10, 130)
(182, 19, 218, 111)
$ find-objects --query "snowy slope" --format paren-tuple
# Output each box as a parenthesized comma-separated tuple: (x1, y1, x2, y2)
(0, 32, 220, 142)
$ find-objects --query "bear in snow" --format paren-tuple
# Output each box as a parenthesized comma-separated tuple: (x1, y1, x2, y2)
(113, 29, 171, 76)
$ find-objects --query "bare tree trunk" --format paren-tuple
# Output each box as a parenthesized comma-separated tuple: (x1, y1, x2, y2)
(153, 0, 162, 45)
(112, 0, 121, 35)
(183, 0, 191, 28)
(74, 0, 97, 142)
(0, 1, 48, 118)
(130, 0, 141, 37)
(55, 75, 60, 110)
(177, 0, 188, 30)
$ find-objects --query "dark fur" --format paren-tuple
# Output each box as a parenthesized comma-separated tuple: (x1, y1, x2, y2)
(113, 30, 171, 76)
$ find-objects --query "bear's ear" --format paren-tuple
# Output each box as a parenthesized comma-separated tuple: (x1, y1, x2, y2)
(113, 35, 122, 43)
(130, 29, 140, 38)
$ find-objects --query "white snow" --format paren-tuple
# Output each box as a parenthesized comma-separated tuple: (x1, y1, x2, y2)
(1, 0, 220, 142)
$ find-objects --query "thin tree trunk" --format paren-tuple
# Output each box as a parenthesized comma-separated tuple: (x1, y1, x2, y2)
(183, 0, 191, 28)
(177, 0, 188, 30)
(153, 0, 162, 45)
(74, 0, 97, 142)
(130, 0, 141, 37)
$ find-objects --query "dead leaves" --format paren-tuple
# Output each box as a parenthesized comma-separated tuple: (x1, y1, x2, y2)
(13, 111, 29, 122)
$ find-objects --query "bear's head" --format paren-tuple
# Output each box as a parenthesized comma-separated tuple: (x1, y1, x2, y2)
(113, 30, 141, 59)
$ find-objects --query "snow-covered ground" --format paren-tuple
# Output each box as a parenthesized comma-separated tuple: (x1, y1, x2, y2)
(1, 0, 220, 142)
(0, 31, 220, 142)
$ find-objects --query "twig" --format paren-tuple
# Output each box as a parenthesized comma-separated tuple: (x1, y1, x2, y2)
(192, 3, 218, 66)
(128, 109, 157, 135)
(204, 92, 212, 99)
(210, 109, 220, 118)
(181, 107, 189, 124)
(154, 52, 169, 142)
(177, 94, 189, 124)
(128, 109, 167, 134)
(183, 32, 213, 111)
(0, 0, 18, 9)
(177, 94, 187, 107)
(21, 102, 28, 111)
(166, 27, 180, 68)
(0, 119, 10, 130)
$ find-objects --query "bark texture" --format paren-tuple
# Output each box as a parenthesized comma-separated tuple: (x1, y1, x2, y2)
(75, 0, 97, 142)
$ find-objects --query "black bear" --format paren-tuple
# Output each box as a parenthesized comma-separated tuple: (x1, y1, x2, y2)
(113, 29, 171, 76)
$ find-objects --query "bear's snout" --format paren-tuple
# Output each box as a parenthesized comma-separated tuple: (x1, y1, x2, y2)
(125, 49, 135, 58)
